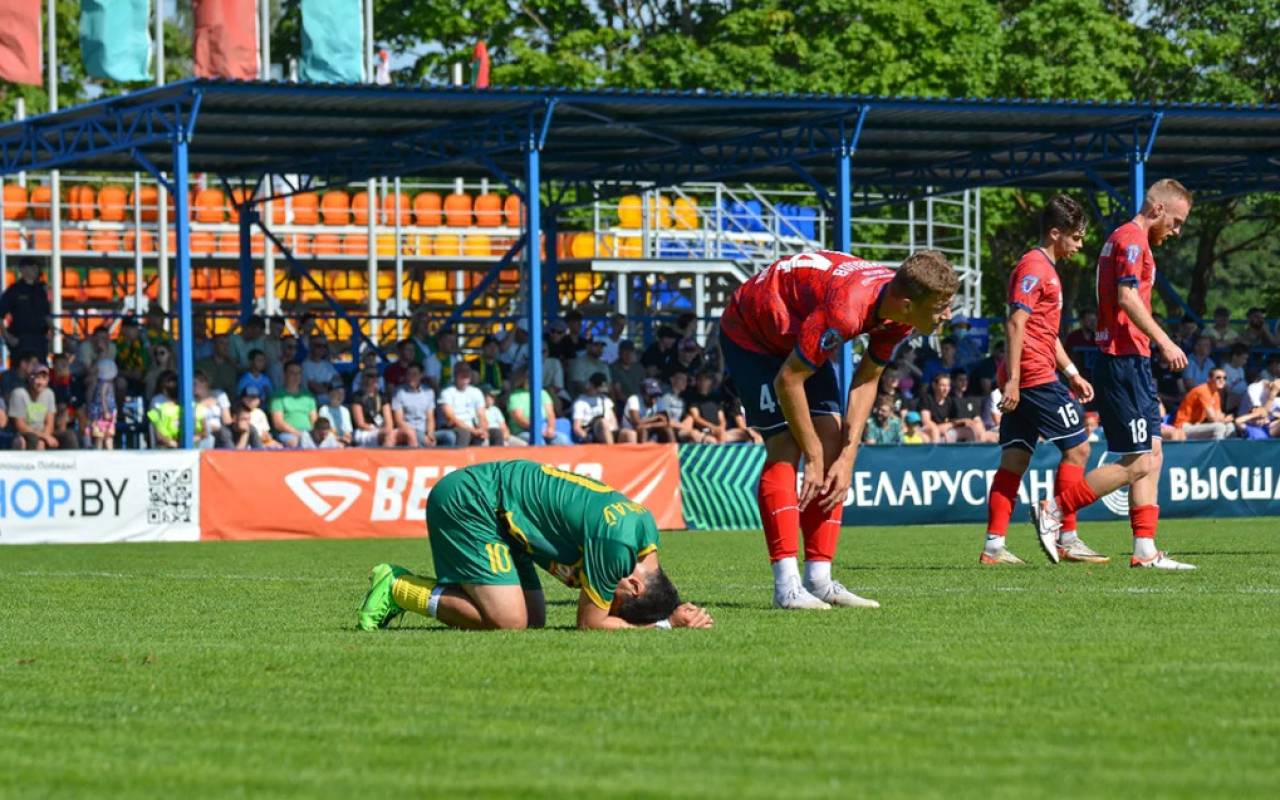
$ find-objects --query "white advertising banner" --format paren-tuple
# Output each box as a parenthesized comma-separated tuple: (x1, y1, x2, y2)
(0, 451, 200, 545)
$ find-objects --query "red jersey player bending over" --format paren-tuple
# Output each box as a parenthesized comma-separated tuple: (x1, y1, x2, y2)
(719, 250, 959, 609)
(1033, 179, 1196, 570)
(982, 194, 1107, 566)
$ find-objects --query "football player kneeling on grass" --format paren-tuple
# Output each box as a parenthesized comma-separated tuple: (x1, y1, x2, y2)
(357, 460, 713, 631)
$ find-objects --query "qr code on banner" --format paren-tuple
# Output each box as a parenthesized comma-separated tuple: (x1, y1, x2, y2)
(148, 469, 194, 524)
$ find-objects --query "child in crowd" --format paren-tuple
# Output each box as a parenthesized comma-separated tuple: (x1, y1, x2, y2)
(88, 358, 118, 450)
(310, 416, 340, 449)
(240, 386, 280, 449)
(319, 379, 354, 446)
(481, 384, 519, 447)
(902, 410, 926, 445)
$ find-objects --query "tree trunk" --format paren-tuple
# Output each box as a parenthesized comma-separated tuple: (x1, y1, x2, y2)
(1186, 200, 1232, 316)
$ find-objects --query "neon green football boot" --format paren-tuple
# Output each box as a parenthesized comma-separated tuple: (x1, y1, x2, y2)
(357, 563, 410, 631)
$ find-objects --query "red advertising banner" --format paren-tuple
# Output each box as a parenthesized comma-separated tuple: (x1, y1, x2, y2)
(200, 445, 684, 541)
(0, 1, 42, 86)
(193, 0, 258, 80)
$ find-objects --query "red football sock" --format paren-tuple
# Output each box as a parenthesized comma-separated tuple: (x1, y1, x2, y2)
(1056, 476, 1099, 516)
(757, 461, 800, 562)
(801, 499, 843, 563)
(1130, 504, 1159, 539)
(1055, 462, 1085, 532)
(986, 467, 1022, 535)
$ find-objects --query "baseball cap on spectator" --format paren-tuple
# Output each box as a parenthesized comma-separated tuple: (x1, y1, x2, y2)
(904, 410, 922, 425)
(680, 337, 700, 351)
(241, 385, 262, 398)
(619, 340, 635, 352)
(479, 383, 500, 397)
(642, 378, 662, 396)
(30, 363, 49, 376)
(548, 320, 569, 334)
(328, 377, 345, 391)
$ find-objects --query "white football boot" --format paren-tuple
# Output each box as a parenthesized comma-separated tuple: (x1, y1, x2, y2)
(1030, 499, 1063, 564)
(773, 577, 832, 610)
(804, 579, 880, 609)
(1130, 551, 1197, 571)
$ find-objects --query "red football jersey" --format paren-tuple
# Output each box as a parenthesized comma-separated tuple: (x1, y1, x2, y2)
(1001, 249, 1063, 389)
(720, 250, 913, 368)
(1096, 221, 1155, 358)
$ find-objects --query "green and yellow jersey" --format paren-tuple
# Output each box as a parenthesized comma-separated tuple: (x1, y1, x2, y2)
(425, 460, 659, 608)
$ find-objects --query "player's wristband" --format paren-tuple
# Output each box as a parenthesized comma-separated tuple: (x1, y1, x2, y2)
(1063, 364, 1080, 377)
(654, 618, 673, 630)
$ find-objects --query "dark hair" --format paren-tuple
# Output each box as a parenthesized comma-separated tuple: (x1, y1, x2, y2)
(313, 417, 332, 432)
(1214, 306, 1230, 317)
(613, 568, 681, 625)
(1040, 194, 1085, 239)
(235, 401, 254, 415)
(588, 371, 608, 387)
(949, 367, 968, 380)
(248, 348, 265, 361)
(676, 312, 696, 329)
(1229, 343, 1250, 358)
(940, 337, 957, 348)
(564, 309, 583, 323)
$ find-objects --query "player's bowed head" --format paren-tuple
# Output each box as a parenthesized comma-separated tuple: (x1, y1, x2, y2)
(881, 250, 962, 334)
(1141, 178, 1193, 246)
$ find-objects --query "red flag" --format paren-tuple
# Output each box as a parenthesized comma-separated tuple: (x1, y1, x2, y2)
(0, 0, 42, 86)
(473, 41, 490, 88)
(193, 0, 259, 80)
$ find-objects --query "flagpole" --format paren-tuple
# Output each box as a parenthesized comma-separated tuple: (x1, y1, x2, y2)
(47, 0, 62, 356)
(156, 0, 170, 325)
(260, 0, 270, 79)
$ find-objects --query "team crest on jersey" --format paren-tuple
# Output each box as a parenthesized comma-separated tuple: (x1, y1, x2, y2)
(1020, 275, 1040, 294)
(819, 328, 843, 351)
(1125, 244, 1142, 263)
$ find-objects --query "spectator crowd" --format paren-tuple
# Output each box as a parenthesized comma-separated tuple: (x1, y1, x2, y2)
(1, 258, 1277, 451)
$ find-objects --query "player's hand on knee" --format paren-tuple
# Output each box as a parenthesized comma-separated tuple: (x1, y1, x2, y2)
(819, 459, 853, 513)
(798, 459, 825, 511)
(668, 603, 714, 629)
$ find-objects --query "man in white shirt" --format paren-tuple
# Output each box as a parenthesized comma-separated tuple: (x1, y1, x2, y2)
(598, 313, 629, 364)
(301, 336, 340, 398)
(571, 372, 618, 444)
(1237, 355, 1280, 439)
(569, 338, 611, 396)
(622, 377, 671, 442)
(438, 362, 488, 446)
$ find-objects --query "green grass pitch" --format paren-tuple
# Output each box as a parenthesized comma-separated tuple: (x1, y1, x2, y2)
(2, 518, 1278, 799)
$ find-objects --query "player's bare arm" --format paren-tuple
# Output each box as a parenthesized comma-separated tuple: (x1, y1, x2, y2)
(1000, 308, 1030, 413)
(774, 351, 826, 510)
(1116, 285, 1187, 370)
(821, 356, 884, 513)
(1053, 337, 1093, 402)
(576, 552, 714, 630)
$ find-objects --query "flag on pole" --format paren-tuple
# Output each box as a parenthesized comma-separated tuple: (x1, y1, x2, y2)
(374, 49, 390, 85)
(0, 0, 42, 86)
(300, 0, 364, 84)
(193, 0, 259, 80)
(81, 0, 152, 82)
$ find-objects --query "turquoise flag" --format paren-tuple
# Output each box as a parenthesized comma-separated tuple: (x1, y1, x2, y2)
(81, 0, 152, 83)
(300, 0, 364, 83)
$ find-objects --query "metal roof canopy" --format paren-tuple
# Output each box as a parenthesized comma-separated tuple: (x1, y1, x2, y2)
(3, 79, 1280, 210)
(5, 78, 1280, 448)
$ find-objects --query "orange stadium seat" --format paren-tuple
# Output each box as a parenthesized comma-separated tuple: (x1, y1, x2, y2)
(382, 192, 411, 226)
(193, 188, 226, 224)
(503, 193, 522, 228)
(443, 193, 472, 227)
(124, 227, 156, 254)
(100, 185, 129, 222)
(341, 234, 368, 255)
(473, 193, 502, 227)
(216, 232, 239, 255)
(29, 185, 52, 220)
(570, 232, 595, 258)
(413, 191, 442, 226)
(2, 183, 27, 219)
(131, 185, 159, 222)
(375, 233, 397, 256)
(321, 190, 350, 225)
(674, 196, 699, 230)
(227, 187, 253, 222)
(433, 234, 462, 256)
(312, 233, 341, 255)
(292, 192, 320, 225)
(3, 228, 23, 251)
(289, 233, 312, 255)
(464, 233, 491, 257)
(60, 229, 89, 252)
(351, 190, 371, 225)
(190, 231, 215, 254)
(89, 230, 121, 253)
(618, 195, 642, 228)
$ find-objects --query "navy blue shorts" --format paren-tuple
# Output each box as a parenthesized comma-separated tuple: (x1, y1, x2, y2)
(719, 329, 842, 433)
(1093, 354, 1162, 454)
(998, 380, 1087, 453)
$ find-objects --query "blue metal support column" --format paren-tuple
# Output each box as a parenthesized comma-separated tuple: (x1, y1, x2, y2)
(526, 147, 544, 445)
(542, 207, 559, 322)
(237, 203, 257, 323)
(173, 137, 195, 449)
(834, 107, 867, 397)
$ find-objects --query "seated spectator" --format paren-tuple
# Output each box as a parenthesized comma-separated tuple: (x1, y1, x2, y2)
(1159, 400, 1186, 442)
(1175, 315, 1200, 354)
(918, 372, 978, 442)
(895, 344, 924, 396)
(438, 362, 488, 447)
(623, 377, 673, 443)
(75, 324, 116, 379)
(144, 341, 177, 403)
(1064, 309, 1097, 377)
(507, 366, 569, 445)
(147, 371, 200, 449)
(229, 314, 277, 371)
(981, 386, 1002, 433)
(1222, 342, 1250, 403)
(663, 337, 704, 382)
(1203, 306, 1240, 346)
(540, 341, 568, 407)
(571, 372, 619, 444)
(349, 348, 383, 394)
(901, 410, 926, 444)
(142, 306, 173, 352)
(660, 370, 698, 443)
(48, 352, 74, 405)
(546, 319, 576, 362)
(270, 362, 317, 448)
(10, 363, 76, 450)
(392, 363, 440, 447)
(562, 309, 593, 358)
(470, 336, 505, 390)
(236, 349, 273, 404)
(240, 386, 279, 448)
(319, 379, 354, 446)
(599, 313, 628, 364)
(1236, 358, 1280, 439)
(1173, 369, 1234, 439)
(721, 392, 762, 444)
(1239, 307, 1278, 348)
(193, 372, 230, 449)
(951, 315, 985, 369)
(569, 338, 611, 396)
(310, 416, 340, 449)
(863, 396, 903, 445)
(675, 312, 697, 342)
(877, 366, 911, 415)
(480, 384, 518, 447)
(216, 402, 264, 450)
(115, 317, 149, 395)
(497, 322, 531, 374)
(301, 337, 339, 398)
(1180, 335, 1216, 395)
(1152, 355, 1184, 412)
(424, 328, 462, 391)
(949, 368, 996, 441)
(921, 337, 960, 386)
(683, 369, 735, 444)
(87, 358, 118, 449)
(197, 334, 239, 400)
(352, 368, 406, 447)
(611, 340, 646, 408)
(641, 326, 680, 375)
(268, 336, 301, 390)
(383, 339, 417, 390)
(1, 352, 37, 399)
